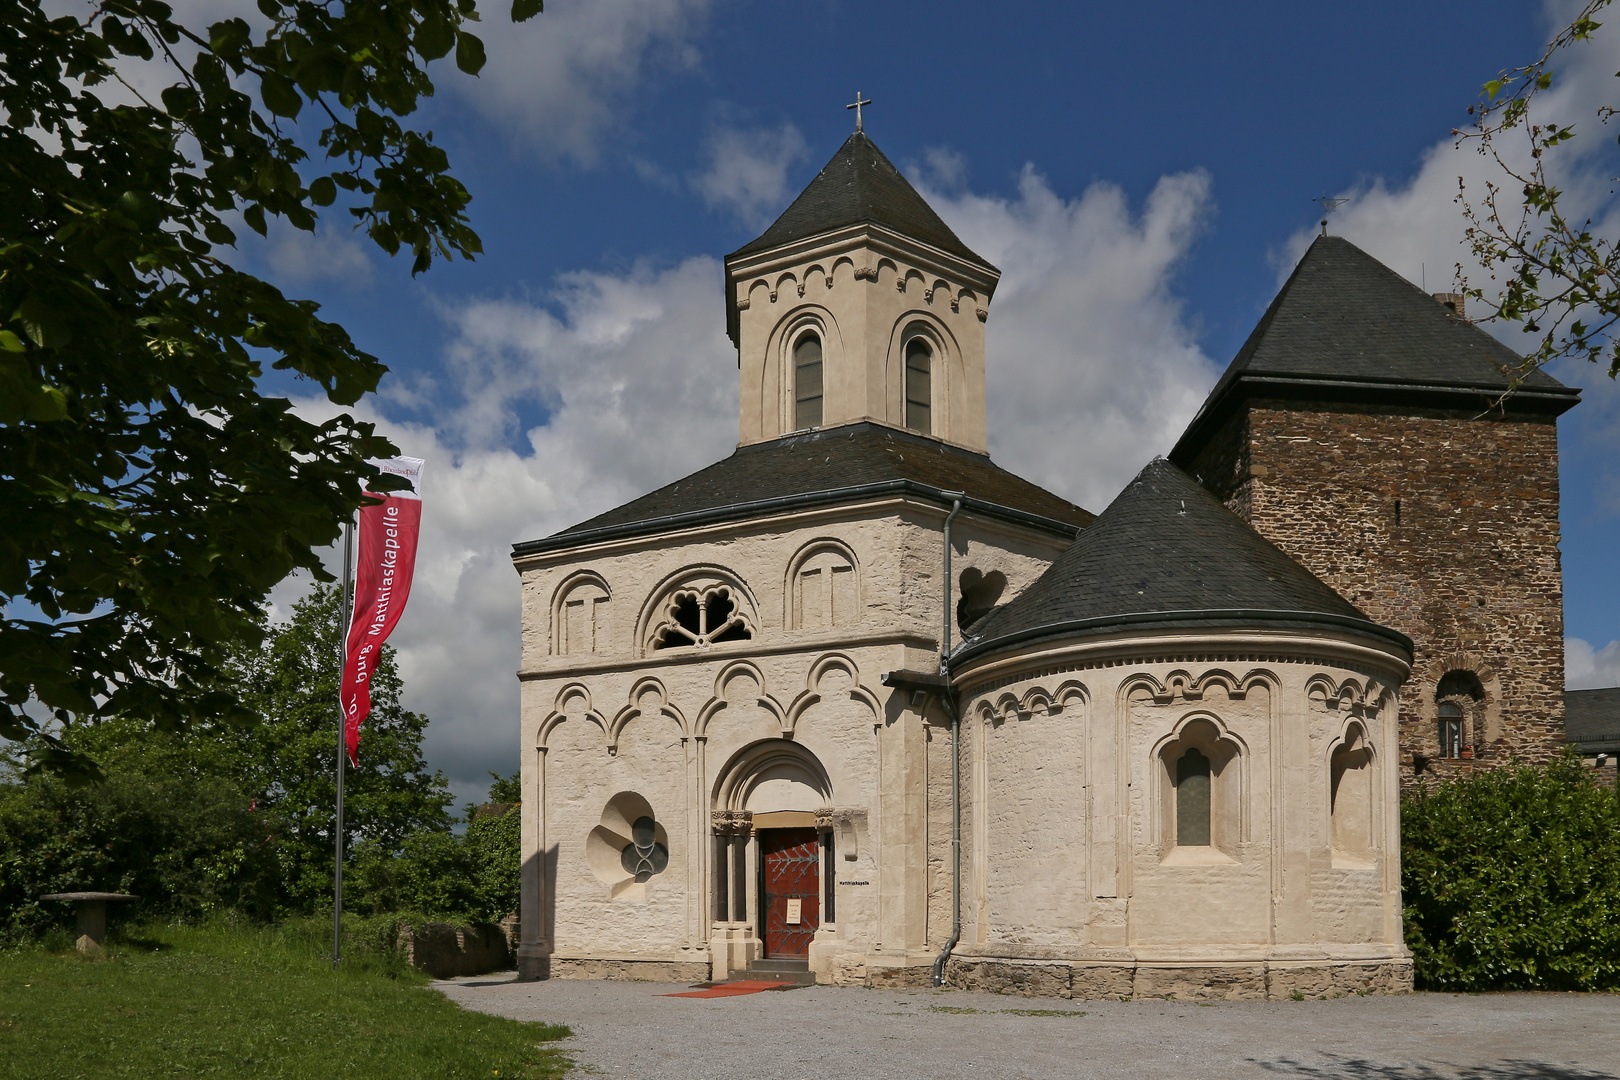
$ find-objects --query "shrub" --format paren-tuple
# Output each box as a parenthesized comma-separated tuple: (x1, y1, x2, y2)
(1402, 753, 1620, 991)
(465, 800, 520, 924)
(0, 734, 279, 941)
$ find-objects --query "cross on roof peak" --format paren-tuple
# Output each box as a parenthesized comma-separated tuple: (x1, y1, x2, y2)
(847, 91, 872, 133)
(1313, 193, 1349, 236)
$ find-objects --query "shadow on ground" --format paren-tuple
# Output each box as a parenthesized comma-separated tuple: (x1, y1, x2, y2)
(1253, 1057, 1618, 1080)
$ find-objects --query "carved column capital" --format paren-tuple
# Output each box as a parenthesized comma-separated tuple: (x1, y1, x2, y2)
(711, 809, 753, 834)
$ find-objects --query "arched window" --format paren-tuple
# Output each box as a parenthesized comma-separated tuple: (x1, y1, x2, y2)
(652, 585, 753, 650)
(1438, 702, 1464, 759)
(1175, 748, 1212, 847)
(904, 338, 932, 434)
(794, 332, 823, 431)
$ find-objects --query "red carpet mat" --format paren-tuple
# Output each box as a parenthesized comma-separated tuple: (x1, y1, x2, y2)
(662, 980, 797, 998)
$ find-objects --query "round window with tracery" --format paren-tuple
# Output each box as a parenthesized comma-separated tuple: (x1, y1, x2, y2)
(651, 584, 753, 650)
(620, 816, 670, 882)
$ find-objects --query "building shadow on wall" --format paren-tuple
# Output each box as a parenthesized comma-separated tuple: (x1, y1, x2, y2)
(1251, 1057, 1616, 1080)
(515, 844, 559, 980)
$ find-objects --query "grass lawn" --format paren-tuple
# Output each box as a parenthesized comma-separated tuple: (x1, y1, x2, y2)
(0, 922, 570, 1079)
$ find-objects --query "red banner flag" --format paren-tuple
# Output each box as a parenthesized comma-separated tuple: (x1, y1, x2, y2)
(340, 456, 424, 765)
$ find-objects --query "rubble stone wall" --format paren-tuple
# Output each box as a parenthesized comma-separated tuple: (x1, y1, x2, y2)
(1182, 400, 1566, 784)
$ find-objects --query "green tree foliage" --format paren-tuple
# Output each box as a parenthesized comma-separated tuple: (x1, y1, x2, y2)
(0, 584, 475, 935)
(0, 722, 279, 939)
(1402, 754, 1620, 990)
(348, 772, 520, 924)
(0, 0, 541, 779)
(1458, 0, 1620, 378)
(465, 788, 520, 922)
(219, 583, 455, 911)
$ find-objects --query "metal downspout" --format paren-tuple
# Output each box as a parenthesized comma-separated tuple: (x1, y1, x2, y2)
(932, 493, 964, 987)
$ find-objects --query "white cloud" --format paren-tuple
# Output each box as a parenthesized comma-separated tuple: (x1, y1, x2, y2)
(455, 0, 713, 165)
(1567, 637, 1620, 689)
(264, 223, 373, 285)
(916, 146, 969, 191)
(690, 122, 809, 229)
(287, 257, 737, 804)
(925, 167, 1221, 512)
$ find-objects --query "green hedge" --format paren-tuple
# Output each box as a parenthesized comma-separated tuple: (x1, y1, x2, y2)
(1402, 753, 1620, 991)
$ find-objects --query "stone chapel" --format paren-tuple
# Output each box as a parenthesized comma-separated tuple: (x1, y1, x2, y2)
(510, 128, 1581, 999)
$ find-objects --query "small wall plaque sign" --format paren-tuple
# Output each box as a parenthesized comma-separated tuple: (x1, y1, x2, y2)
(785, 898, 802, 924)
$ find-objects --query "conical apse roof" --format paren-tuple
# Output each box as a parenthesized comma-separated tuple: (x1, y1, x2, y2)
(955, 458, 1410, 664)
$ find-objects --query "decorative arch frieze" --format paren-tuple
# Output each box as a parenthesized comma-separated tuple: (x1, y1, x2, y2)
(772, 271, 798, 303)
(969, 678, 1087, 726)
(538, 682, 607, 749)
(608, 676, 688, 752)
(695, 659, 786, 739)
(783, 652, 881, 737)
(1306, 672, 1396, 717)
(1121, 666, 1278, 706)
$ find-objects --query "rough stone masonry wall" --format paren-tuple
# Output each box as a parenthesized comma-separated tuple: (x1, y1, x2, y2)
(1183, 400, 1566, 784)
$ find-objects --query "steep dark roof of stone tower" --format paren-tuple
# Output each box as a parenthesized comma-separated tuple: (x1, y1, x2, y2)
(954, 458, 1410, 664)
(729, 132, 990, 268)
(512, 423, 1093, 557)
(1172, 235, 1579, 463)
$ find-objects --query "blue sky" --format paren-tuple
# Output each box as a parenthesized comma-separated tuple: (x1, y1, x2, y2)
(242, 0, 1619, 804)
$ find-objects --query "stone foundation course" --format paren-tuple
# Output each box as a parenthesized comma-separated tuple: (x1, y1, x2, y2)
(945, 958, 1412, 1000)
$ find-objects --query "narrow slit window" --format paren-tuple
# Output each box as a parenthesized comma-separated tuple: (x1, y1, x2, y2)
(1438, 702, 1464, 759)
(904, 338, 932, 434)
(794, 332, 823, 431)
(1175, 748, 1211, 847)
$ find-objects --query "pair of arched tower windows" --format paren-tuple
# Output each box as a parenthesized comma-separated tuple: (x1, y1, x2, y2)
(791, 331, 932, 435)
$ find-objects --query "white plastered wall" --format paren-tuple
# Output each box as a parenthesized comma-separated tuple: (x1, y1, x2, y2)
(514, 500, 1068, 983)
(730, 228, 998, 452)
(952, 637, 1409, 973)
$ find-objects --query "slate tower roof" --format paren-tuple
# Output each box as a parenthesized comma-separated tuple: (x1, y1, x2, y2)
(1172, 234, 1579, 463)
(954, 458, 1411, 665)
(729, 131, 991, 268)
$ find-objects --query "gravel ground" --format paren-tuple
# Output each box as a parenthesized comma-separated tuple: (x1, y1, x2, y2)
(436, 975, 1620, 1080)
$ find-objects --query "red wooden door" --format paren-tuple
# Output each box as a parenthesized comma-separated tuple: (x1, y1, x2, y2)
(760, 828, 819, 958)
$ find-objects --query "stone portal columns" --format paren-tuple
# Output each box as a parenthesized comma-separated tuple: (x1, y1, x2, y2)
(710, 810, 755, 978)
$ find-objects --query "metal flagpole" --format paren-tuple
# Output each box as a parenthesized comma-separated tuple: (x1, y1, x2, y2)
(334, 518, 354, 969)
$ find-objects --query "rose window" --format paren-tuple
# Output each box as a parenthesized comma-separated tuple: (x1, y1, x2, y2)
(652, 585, 752, 650)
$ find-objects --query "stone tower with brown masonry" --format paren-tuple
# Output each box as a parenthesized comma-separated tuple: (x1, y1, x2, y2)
(1171, 235, 1581, 784)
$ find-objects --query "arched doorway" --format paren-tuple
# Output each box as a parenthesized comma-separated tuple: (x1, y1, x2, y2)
(712, 740, 832, 963)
